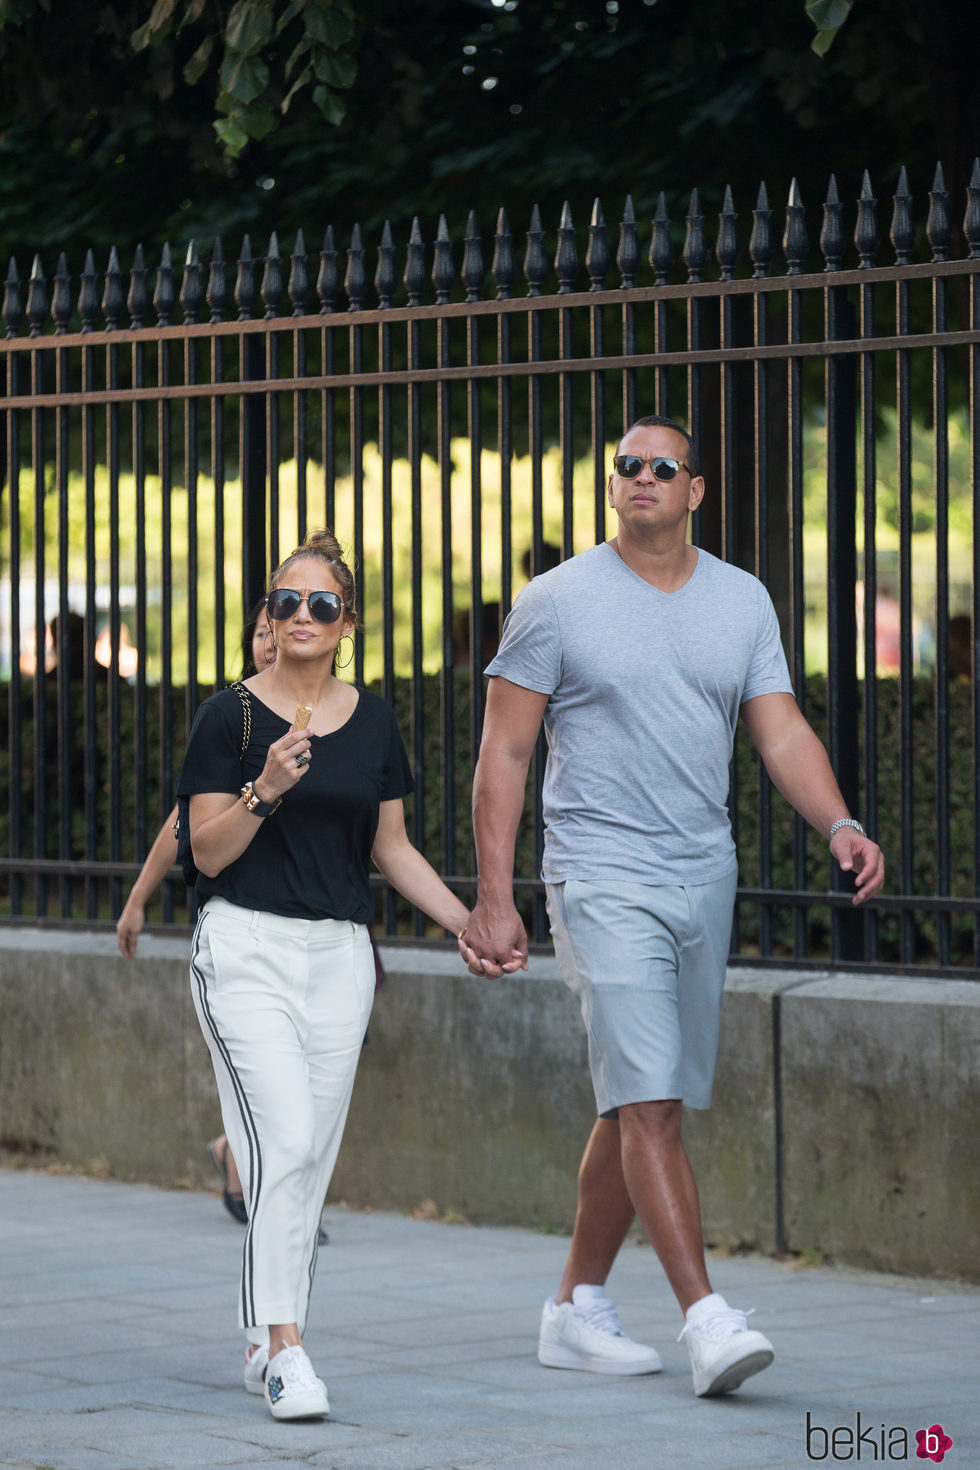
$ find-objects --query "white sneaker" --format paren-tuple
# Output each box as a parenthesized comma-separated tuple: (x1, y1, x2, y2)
(679, 1295, 774, 1397)
(263, 1344, 330, 1419)
(243, 1343, 268, 1396)
(538, 1284, 663, 1376)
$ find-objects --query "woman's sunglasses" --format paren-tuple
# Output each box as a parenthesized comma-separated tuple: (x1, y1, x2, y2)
(265, 588, 344, 624)
(612, 455, 691, 481)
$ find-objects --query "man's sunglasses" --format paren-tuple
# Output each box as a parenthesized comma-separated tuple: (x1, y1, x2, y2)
(265, 588, 344, 624)
(612, 455, 691, 481)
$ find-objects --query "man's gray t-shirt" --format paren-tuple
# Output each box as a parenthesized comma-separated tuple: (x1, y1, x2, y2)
(485, 543, 794, 887)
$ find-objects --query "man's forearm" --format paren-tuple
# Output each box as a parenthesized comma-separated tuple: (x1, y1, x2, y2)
(762, 723, 853, 835)
(472, 747, 529, 902)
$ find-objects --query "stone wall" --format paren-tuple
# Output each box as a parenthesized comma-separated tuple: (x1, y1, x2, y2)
(1, 929, 976, 1281)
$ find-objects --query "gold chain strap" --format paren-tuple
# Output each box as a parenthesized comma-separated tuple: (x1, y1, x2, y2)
(232, 680, 251, 760)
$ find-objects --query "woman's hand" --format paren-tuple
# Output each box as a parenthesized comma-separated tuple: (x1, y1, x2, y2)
(252, 727, 314, 803)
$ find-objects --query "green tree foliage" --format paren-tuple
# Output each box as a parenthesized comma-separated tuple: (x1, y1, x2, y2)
(1, 0, 978, 277)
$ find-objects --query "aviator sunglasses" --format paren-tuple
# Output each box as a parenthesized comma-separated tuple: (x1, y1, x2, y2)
(265, 587, 345, 624)
(612, 454, 691, 481)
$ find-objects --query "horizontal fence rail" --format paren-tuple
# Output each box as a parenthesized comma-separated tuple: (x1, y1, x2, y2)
(2, 164, 980, 973)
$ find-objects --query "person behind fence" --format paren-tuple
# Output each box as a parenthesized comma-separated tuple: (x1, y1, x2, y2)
(177, 527, 471, 1422)
(460, 415, 885, 1398)
(117, 599, 277, 1228)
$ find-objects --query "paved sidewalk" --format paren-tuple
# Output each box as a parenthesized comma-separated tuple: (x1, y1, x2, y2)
(0, 1169, 975, 1470)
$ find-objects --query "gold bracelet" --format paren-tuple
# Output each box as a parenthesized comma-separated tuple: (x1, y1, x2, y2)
(456, 925, 468, 941)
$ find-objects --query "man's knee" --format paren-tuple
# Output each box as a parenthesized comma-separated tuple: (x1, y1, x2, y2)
(618, 1098, 683, 1143)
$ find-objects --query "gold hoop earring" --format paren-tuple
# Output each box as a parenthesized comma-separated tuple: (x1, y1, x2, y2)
(334, 634, 354, 670)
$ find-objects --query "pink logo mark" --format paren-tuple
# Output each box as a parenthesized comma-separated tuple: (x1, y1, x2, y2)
(915, 1424, 953, 1462)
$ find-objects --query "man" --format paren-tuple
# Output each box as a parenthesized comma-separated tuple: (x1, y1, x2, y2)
(460, 415, 885, 1397)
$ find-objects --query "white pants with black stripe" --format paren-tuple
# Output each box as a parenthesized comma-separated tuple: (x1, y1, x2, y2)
(190, 896, 375, 1347)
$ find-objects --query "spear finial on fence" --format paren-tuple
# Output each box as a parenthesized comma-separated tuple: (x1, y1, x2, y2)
(555, 200, 578, 292)
(524, 204, 547, 296)
(463, 211, 484, 302)
(2, 258, 22, 338)
(890, 166, 915, 265)
(750, 182, 772, 278)
(650, 192, 673, 285)
(262, 232, 283, 319)
(206, 238, 226, 323)
(180, 241, 203, 324)
(375, 220, 396, 307)
(318, 226, 338, 313)
(345, 223, 366, 310)
(855, 170, 878, 268)
(236, 236, 256, 320)
(820, 175, 845, 271)
(28, 255, 48, 337)
(492, 206, 514, 299)
(431, 214, 454, 304)
(79, 248, 100, 331)
(927, 162, 950, 262)
(616, 195, 638, 288)
(586, 198, 609, 291)
(783, 179, 808, 274)
(127, 244, 147, 329)
(153, 242, 175, 327)
(404, 217, 426, 305)
(102, 246, 124, 330)
(682, 188, 706, 283)
(715, 185, 738, 281)
(289, 230, 309, 316)
(964, 159, 980, 260)
(52, 251, 72, 334)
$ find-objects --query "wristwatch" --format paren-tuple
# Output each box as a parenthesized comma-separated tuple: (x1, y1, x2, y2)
(240, 781, 282, 818)
(829, 817, 865, 839)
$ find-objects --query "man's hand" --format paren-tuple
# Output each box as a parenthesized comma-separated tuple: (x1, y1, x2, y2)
(830, 828, 885, 905)
(459, 896, 529, 978)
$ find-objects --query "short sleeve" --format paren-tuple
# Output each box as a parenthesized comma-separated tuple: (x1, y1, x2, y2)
(379, 704, 415, 801)
(484, 577, 563, 694)
(177, 697, 246, 797)
(741, 586, 794, 704)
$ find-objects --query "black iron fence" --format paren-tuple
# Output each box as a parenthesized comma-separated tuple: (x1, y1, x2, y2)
(2, 163, 980, 974)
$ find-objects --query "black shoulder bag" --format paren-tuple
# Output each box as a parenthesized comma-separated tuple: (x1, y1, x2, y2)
(173, 681, 252, 887)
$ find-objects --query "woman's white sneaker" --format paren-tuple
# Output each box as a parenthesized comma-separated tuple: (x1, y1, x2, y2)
(679, 1294, 774, 1396)
(263, 1344, 329, 1419)
(243, 1343, 269, 1395)
(538, 1284, 662, 1375)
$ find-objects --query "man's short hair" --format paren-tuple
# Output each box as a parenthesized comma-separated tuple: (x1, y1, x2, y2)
(619, 415, 700, 478)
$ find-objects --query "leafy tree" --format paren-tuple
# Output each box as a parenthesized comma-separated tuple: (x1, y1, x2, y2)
(1, 0, 977, 277)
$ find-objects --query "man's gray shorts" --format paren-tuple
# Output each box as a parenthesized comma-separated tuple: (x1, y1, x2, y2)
(545, 871, 738, 1116)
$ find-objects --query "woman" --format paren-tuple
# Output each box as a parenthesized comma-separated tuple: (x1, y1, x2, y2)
(178, 528, 470, 1421)
(117, 600, 277, 1224)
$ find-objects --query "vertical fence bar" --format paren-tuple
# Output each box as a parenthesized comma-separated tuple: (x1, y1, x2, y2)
(859, 274, 880, 963)
(346, 227, 366, 688)
(106, 328, 123, 917)
(4, 320, 24, 912)
(405, 221, 426, 932)
(825, 277, 861, 962)
(30, 336, 48, 916)
(932, 269, 951, 966)
(787, 285, 807, 956)
(54, 323, 71, 916)
(972, 239, 980, 965)
(895, 266, 916, 963)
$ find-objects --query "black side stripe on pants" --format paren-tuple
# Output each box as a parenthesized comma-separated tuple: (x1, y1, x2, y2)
(190, 909, 263, 1329)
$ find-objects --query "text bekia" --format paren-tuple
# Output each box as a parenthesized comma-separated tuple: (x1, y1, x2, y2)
(806, 1412, 909, 1461)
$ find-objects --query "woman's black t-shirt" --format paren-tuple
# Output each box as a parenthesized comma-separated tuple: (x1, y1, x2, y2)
(177, 686, 414, 922)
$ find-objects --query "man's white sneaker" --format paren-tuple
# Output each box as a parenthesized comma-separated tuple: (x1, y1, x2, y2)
(263, 1344, 330, 1419)
(243, 1343, 269, 1396)
(679, 1294, 774, 1397)
(538, 1284, 663, 1376)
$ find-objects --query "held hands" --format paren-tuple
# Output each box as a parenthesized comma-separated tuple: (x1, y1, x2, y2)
(458, 897, 529, 978)
(830, 828, 885, 905)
